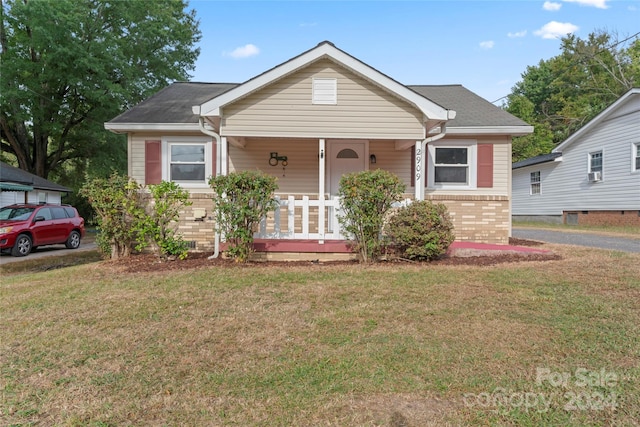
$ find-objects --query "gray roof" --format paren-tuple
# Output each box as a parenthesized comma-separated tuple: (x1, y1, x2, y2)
(0, 162, 71, 192)
(512, 152, 563, 169)
(106, 82, 528, 129)
(409, 85, 529, 128)
(108, 82, 238, 124)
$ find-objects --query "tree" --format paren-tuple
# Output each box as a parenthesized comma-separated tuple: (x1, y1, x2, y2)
(505, 30, 639, 162)
(0, 0, 201, 178)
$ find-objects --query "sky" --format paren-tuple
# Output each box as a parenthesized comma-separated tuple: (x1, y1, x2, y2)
(188, 0, 640, 104)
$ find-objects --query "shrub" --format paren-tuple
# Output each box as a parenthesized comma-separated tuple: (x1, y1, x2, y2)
(385, 200, 455, 261)
(209, 171, 279, 262)
(338, 170, 406, 263)
(80, 172, 145, 259)
(136, 181, 191, 260)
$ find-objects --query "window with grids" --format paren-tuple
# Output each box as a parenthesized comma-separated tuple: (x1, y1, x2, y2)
(589, 150, 603, 173)
(530, 171, 541, 195)
(169, 144, 206, 181)
(634, 143, 640, 171)
(434, 147, 469, 184)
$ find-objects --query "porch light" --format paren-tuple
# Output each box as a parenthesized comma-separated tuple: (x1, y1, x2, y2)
(370, 154, 377, 164)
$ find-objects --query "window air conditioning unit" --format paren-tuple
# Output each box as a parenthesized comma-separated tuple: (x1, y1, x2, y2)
(588, 171, 601, 182)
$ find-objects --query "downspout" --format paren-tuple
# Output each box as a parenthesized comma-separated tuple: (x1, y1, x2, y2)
(417, 123, 448, 200)
(197, 116, 222, 259)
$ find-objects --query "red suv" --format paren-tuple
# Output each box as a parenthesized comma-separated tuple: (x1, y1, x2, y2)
(0, 204, 85, 257)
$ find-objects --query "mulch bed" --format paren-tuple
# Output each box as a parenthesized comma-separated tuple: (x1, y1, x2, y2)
(106, 238, 560, 273)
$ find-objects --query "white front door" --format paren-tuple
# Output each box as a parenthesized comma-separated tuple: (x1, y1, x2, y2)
(327, 140, 367, 196)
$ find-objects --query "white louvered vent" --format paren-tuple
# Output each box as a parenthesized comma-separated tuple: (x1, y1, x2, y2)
(312, 78, 337, 105)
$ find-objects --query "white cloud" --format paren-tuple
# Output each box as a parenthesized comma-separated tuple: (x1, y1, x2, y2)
(534, 21, 579, 39)
(543, 1, 562, 11)
(508, 30, 527, 38)
(479, 40, 495, 49)
(224, 44, 260, 59)
(562, 0, 609, 9)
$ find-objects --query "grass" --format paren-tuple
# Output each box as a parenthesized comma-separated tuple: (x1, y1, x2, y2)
(1, 244, 639, 426)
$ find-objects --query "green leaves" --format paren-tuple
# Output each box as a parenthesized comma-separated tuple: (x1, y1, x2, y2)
(209, 171, 279, 262)
(505, 30, 639, 162)
(1, 0, 201, 178)
(338, 170, 406, 263)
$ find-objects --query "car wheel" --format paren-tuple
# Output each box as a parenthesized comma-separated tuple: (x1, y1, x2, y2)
(11, 234, 32, 257)
(65, 230, 81, 249)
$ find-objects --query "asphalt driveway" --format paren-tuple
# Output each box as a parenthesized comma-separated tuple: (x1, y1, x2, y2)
(0, 242, 98, 265)
(512, 227, 640, 253)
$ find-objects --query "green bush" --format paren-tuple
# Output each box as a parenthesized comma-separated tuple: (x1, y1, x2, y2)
(80, 172, 145, 259)
(209, 171, 279, 262)
(385, 200, 455, 261)
(136, 181, 191, 260)
(338, 170, 406, 263)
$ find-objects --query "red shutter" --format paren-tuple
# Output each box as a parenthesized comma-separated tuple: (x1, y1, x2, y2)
(145, 140, 162, 185)
(477, 143, 493, 188)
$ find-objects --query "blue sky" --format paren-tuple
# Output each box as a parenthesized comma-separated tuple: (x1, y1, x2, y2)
(189, 0, 640, 104)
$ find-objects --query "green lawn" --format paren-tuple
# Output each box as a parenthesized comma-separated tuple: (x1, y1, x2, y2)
(1, 244, 639, 426)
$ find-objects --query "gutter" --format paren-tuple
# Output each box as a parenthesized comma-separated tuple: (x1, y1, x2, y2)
(196, 113, 222, 259)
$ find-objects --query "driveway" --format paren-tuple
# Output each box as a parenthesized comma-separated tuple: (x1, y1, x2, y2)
(0, 242, 98, 265)
(512, 227, 640, 253)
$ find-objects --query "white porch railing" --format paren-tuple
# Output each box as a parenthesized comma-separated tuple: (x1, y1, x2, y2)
(255, 195, 345, 241)
(255, 195, 414, 243)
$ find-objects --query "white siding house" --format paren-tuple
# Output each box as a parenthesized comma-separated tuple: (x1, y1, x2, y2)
(0, 162, 70, 208)
(512, 88, 640, 226)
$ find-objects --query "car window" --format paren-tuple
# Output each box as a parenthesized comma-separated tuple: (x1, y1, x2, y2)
(37, 208, 53, 221)
(51, 207, 67, 219)
(64, 207, 76, 218)
(0, 207, 35, 221)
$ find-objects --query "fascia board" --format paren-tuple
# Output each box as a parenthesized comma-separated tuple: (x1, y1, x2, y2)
(553, 88, 639, 153)
(445, 126, 534, 136)
(104, 123, 202, 133)
(197, 43, 451, 121)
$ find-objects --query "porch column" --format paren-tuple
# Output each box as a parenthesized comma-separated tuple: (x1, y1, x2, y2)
(414, 140, 425, 201)
(318, 138, 326, 244)
(221, 136, 228, 175)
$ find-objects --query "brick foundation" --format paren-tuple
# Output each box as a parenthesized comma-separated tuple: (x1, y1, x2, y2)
(563, 210, 640, 227)
(176, 193, 512, 252)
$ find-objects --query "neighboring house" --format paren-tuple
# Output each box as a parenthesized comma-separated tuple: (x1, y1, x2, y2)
(105, 41, 532, 255)
(0, 161, 71, 207)
(512, 88, 640, 226)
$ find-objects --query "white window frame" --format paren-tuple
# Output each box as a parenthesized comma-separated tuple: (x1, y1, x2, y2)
(161, 136, 212, 188)
(588, 149, 603, 173)
(632, 142, 640, 173)
(428, 140, 477, 190)
(530, 171, 541, 195)
(312, 78, 337, 105)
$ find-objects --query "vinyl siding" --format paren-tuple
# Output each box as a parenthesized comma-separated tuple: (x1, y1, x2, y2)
(229, 138, 320, 194)
(512, 97, 640, 214)
(221, 59, 425, 140)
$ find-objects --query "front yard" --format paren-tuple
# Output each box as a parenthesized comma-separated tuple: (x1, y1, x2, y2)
(1, 243, 638, 426)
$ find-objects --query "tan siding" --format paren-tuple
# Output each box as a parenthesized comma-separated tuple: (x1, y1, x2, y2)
(425, 136, 511, 197)
(222, 59, 424, 139)
(369, 140, 413, 190)
(229, 138, 319, 194)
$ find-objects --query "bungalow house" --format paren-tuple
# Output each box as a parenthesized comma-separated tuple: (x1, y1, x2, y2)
(105, 41, 533, 257)
(0, 161, 71, 207)
(512, 88, 640, 226)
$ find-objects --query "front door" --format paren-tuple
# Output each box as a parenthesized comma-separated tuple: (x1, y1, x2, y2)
(328, 140, 367, 196)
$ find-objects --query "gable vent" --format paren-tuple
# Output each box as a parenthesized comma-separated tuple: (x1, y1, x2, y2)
(312, 78, 337, 105)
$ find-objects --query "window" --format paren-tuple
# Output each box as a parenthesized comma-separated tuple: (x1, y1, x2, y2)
(160, 137, 212, 187)
(170, 144, 205, 181)
(589, 150, 603, 173)
(530, 171, 541, 195)
(428, 141, 477, 189)
(633, 143, 640, 172)
(312, 78, 337, 104)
